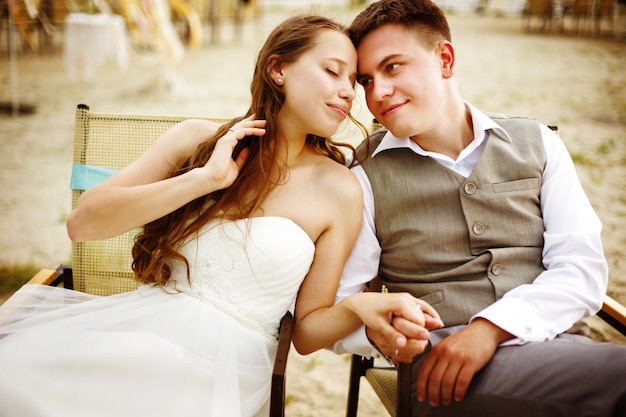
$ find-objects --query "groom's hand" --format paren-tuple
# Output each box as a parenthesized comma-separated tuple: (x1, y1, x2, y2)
(416, 318, 512, 406)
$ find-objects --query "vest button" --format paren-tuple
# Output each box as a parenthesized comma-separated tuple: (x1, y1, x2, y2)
(491, 264, 503, 275)
(472, 223, 485, 235)
(464, 182, 477, 195)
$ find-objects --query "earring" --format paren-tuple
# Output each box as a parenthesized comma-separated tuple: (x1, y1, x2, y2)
(277, 78, 283, 85)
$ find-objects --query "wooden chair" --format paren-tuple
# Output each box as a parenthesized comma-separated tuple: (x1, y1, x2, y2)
(347, 285, 626, 416)
(23, 103, 292, 417)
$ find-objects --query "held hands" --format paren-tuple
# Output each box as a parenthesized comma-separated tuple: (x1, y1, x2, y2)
(200, 116, 266, 191)
(366, 304, 510, 407)
(357, 293, 444, 362)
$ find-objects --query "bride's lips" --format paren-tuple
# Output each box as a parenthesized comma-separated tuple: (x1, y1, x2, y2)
(328, 104, 349, 119)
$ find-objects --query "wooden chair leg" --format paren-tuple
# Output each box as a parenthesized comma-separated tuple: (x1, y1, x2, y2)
(269, 311, 293, 417)
(346, 355, 373, 417)
(397, 362, 413, 416)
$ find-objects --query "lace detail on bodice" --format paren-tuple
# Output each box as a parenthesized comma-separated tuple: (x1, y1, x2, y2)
(166, 217, 314, 340)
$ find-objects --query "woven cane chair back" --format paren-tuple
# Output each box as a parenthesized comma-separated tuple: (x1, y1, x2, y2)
(70, 104, 227, 295)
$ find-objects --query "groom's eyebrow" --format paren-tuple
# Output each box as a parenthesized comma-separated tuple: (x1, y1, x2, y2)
(377, 54, 405, 69)
(358, 53, 405, 78)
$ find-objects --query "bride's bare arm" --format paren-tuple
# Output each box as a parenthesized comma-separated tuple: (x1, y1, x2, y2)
(67, 118, 266, 241)
(291, 169, 442, 356)
(291, 172, 428, 355)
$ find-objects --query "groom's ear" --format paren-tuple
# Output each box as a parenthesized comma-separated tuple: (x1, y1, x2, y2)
(439, 41, 455, 79)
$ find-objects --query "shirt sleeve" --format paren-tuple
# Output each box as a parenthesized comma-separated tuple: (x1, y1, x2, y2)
(329, 165, 383, 357)
(334, 165, 381, 302)
(329, 325, 384, 358)
(472, 124, 609, 344)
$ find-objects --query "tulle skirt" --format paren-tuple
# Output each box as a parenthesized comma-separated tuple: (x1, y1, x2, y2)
(0, 284, 277, 417)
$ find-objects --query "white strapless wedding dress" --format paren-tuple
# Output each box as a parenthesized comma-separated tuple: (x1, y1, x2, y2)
(0, 217, 314, 417)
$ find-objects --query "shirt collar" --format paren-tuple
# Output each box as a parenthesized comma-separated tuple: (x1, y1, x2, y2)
(371, 102, 512, 158)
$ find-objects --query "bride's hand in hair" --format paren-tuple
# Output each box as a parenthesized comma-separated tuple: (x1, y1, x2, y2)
(201, 118, 266, 191)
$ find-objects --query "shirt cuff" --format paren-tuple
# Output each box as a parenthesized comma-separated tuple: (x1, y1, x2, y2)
(471, 298, 553, 346)
(329, 325, 382, 358)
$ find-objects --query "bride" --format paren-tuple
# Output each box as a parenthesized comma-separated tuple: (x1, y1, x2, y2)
(0, 14, 439, 417)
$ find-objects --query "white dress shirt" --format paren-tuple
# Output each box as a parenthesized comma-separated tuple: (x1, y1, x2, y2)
(333, 103, 608, 357)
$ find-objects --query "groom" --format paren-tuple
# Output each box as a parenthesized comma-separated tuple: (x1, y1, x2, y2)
(333, 0, 626, 416)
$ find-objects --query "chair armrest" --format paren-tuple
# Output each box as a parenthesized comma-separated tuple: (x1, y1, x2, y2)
(0, 267, 64, 326)
(26, 269, 58, 285)
(597, 295, 626, 336)
(269, 311, 293, 417)
(25, 265, 70, 288)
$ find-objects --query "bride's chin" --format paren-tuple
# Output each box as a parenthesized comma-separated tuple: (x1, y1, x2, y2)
(321, 121, 345, 138)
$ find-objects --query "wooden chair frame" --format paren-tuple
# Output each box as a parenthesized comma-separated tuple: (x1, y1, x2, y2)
(346, 289, 626, 417)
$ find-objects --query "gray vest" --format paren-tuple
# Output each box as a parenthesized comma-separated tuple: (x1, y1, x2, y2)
(358, 115, 547, 326)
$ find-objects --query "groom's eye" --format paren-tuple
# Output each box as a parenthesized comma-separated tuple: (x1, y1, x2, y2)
(357, 76, 372, 87)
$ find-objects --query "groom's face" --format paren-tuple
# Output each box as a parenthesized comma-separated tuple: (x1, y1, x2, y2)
(356, 24, 447, 139)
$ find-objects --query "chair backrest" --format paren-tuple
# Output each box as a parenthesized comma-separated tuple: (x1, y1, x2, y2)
(70, 104, 227, 295)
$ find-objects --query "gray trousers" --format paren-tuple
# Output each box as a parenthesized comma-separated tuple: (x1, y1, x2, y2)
(410, 326, 626, 417)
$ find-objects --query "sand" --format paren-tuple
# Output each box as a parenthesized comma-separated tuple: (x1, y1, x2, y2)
(0, 6, 625, 416)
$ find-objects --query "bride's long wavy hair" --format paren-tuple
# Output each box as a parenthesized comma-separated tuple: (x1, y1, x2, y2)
(132, 15, 369, 286)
